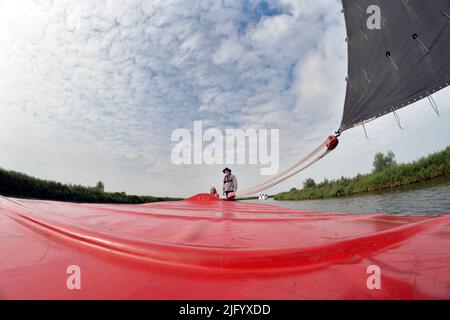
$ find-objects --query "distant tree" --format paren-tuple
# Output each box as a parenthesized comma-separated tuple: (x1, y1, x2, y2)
(95, 181, 105, 192)
(303, 178, 317, 189)
(373, 151, 397, 173)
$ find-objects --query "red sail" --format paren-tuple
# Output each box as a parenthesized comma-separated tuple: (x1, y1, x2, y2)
(1, 194, 449, 299)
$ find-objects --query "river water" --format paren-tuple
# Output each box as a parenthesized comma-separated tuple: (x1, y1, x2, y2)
(245, 176, 450, 215)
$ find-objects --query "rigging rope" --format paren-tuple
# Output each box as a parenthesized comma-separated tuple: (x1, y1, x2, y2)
(427, 92, 440, 116)
(236, 135, 339, 199)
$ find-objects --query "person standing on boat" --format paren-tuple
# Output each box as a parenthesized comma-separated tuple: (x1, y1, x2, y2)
(222, 167, 237, 200)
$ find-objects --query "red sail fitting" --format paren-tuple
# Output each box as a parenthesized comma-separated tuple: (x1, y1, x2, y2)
(326, 135, 339, 151)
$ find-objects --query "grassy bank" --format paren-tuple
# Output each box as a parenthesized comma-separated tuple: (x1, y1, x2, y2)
(0, 167, 179, 203)
(274, 146, 450, 201)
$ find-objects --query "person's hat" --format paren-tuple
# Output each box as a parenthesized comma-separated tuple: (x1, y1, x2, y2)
(222, 167, 231, 173)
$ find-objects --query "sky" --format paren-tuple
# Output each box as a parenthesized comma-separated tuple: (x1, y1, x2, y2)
(0, 0, 449, 198)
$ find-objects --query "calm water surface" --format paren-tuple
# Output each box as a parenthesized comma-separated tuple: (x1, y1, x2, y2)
(244, 177, 450, 215)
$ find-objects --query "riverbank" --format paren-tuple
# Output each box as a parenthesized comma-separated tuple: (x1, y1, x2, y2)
(274, 147, 450, 201)
(0, 167, 179, 203)
(246, 177, 450, 214)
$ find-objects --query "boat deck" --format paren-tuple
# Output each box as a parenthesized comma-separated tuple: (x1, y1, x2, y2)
(1, 194, 449, 299)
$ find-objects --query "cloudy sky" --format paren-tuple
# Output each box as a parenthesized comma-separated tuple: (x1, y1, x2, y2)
(0, 0, 449, 198)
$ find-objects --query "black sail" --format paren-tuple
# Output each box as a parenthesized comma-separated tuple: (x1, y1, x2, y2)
(340, 0, 450, 131)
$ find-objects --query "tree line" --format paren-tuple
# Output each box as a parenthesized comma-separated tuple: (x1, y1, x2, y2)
(275, 146, 450, 201)
(0, 168, 178, 203)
